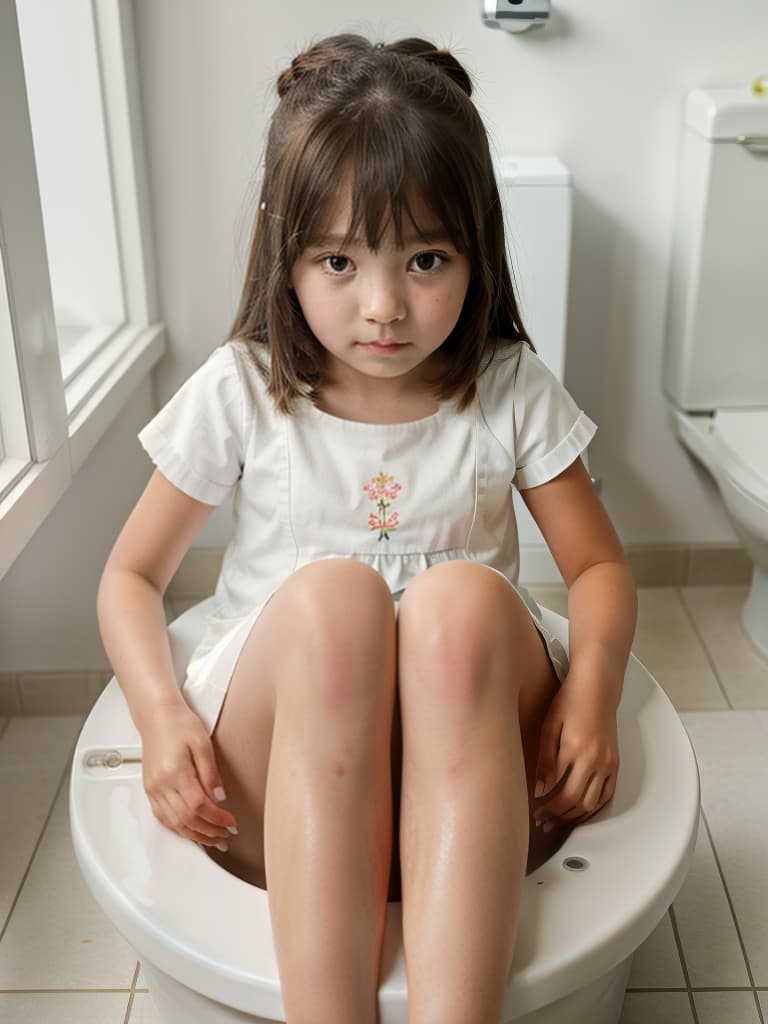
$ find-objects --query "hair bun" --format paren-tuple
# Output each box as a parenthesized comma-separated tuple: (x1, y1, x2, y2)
(276, 51, 320, 99)
(276, 34, 473, 100)
(276, 35, 367, 99)
(387, 37, 473, 97)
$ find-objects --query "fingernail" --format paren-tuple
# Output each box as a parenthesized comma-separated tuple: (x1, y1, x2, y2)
(535, 780, 544, 798)
(215, 841, 229, 853)
(214, 787, 227, 802)
(226, 825, 239, 835)
(542, 821, 555, 833)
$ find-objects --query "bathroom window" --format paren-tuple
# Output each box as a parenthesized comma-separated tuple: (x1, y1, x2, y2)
(17, 0, 125, 378)
(0, 0, 166, 580)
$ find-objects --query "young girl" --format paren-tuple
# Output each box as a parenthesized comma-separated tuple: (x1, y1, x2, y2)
(97, 33, 637, 1024)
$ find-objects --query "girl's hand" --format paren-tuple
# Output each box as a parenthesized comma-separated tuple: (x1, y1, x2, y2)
(140, 702, 238, 848)
(532, 677, 619, 832)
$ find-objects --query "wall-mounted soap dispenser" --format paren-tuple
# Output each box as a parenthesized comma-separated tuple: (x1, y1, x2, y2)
(481, 0, 550, 33)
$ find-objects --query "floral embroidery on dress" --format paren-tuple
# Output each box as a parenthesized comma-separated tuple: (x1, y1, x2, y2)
(363, 471, 402, 541)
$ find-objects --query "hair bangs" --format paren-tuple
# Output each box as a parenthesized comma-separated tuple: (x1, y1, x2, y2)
(293, 112, 472, 259)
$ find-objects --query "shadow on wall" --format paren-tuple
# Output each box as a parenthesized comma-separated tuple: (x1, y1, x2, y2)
(564, 186, 705, 539)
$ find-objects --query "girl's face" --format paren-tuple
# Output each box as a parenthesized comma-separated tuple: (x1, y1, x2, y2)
(289, 185, 471, 395)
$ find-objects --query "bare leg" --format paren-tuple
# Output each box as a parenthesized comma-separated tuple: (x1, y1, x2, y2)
(207, 560, 397, 1024)
(396, 562, 560, 1024)
(262, 560, 396, 1024)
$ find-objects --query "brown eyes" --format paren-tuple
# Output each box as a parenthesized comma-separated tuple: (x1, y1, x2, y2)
(318, 251, 449, 276)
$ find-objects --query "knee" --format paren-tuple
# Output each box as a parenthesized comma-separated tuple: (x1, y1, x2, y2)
(399, 560, 518, 634)
(398, 561, 525, 695)
(281, 559, 395, 709)
(287, 559, 393, 623)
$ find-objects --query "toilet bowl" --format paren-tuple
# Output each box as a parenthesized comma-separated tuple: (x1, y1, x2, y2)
(673, 408, 768, 657)
(70, 598, 700, 1024)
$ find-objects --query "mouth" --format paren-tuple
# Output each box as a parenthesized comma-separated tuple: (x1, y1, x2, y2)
(362, 340, 408, 354)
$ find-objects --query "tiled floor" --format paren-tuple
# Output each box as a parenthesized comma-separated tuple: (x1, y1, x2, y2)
(0, 585, 766, 1023)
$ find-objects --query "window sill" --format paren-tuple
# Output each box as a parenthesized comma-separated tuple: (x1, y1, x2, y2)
(0, 322, 166, 581)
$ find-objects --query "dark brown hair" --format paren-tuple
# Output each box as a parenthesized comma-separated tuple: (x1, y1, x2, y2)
(228, 33, 533, 414)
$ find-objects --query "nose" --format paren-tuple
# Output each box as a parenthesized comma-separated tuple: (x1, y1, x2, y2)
(360, 270, 406, 325)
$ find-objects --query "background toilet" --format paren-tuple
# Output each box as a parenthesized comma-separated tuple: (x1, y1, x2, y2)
(663, 86, 768, 657)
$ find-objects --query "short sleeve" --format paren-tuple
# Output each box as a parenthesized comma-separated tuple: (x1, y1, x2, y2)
(512, 344, 597, 489)
(137, 344, 245, 505)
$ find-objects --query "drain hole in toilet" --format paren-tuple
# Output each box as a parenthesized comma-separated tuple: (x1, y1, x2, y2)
(562, 856, 589, 872)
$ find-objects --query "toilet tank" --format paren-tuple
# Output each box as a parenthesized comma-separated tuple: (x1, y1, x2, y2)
(663, 88, 768, 411)
(495, 156, 573, 572)
(496, 155, 572, 381)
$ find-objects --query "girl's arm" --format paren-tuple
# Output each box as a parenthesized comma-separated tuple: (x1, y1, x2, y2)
(97, 469, 214, 729)
(97, 469, 237, 845)
(521, 456, 638, 827)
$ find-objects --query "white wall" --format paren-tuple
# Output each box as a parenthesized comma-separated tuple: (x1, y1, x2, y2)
(0, 383, 155, 672)
(2, 0, 766, 670)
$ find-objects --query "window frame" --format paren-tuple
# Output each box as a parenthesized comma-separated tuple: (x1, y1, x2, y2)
(0, 0, 166, 581)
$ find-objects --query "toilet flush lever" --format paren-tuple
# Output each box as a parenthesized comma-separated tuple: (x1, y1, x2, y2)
(736, 135, 768, 155)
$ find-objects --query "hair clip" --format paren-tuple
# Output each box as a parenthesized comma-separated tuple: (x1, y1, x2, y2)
(374, 42, 385, 49)
(259, 200, 284, 220)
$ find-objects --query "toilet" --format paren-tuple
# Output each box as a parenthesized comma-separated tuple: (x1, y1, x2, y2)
(71, 597, 699, 1024)
(663, 87, 768, 657)
(70, 155, 701, 1022)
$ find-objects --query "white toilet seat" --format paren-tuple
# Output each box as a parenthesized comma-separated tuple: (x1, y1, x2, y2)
(674, 407, 768, 506)
(711, 409, 768, 505)
(70, 599, 700, 1023)
(673, 408, 768, 552)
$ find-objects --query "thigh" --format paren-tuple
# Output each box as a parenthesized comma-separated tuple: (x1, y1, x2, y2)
(393, 562, 567, 873)
(208, 559, 398, 889)
(204, 586, 291, 888)
(396, 562, 559, 750)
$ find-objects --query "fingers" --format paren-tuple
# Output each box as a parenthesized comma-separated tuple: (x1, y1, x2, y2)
(191, 745, 234, 823)
(159, 788, 233, 849)
(147, 782, 234, 846)
(535, 718, 563, 799)
(143, 741, 239, 848)
(178, 774, 239, 838)
(534, 769, 616, 831)
(534, 707, 619, 833)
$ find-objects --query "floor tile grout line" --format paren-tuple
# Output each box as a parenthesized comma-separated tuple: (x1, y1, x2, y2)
(699, 808, 765, 1022)
(0, 988, 135, 993)
(122, 962, 141, 1023)
(668, 903, 700, 1024)
(677, 587, 734, 710)
(0, 723, 82, 947)
(625, 987, 768, 992)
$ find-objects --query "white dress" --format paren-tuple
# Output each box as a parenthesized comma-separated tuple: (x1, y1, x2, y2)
(138, 338, 597, 733)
